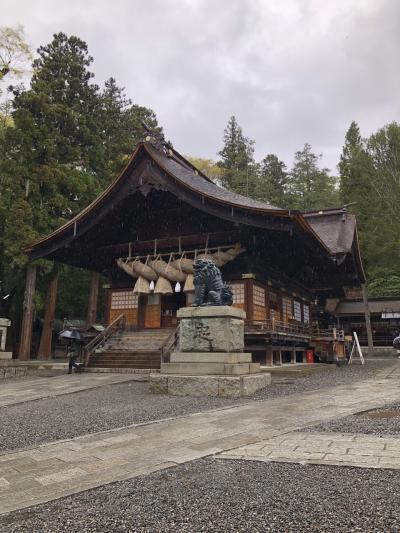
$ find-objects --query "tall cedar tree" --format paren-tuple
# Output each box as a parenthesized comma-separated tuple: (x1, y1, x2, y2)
(255, 154, 288, 207)
(339, 121, 364, 203)
(0, 33, 160, 335)
(287, 143, 339, 211)
(217, 116, 257, 196)
(348, 123, 400, 296)
(98, 77, 159, 180)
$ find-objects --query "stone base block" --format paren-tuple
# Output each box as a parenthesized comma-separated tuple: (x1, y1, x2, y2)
(178, 306, 245, 353)
(160, 361, 260, 376)
(170, 352, 252, 364)
(0, 352, 12, 360)
(149, 373, 271, 398)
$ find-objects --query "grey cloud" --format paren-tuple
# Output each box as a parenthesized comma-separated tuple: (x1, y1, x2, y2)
(2, 0, 400, 173)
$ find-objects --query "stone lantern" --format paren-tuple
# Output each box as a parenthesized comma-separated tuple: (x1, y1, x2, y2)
(0, 318, 12, 359)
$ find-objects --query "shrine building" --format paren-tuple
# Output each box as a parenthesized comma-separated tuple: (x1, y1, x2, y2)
(20, 133, 366, 369)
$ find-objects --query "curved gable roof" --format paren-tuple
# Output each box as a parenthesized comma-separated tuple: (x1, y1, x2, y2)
(303, 208, 366, 282)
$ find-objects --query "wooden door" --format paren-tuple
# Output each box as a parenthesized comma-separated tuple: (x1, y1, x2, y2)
(144, 294, 161, 328)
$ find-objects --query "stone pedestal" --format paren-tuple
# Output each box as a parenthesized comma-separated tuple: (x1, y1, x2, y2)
(150, 306, 271, 398)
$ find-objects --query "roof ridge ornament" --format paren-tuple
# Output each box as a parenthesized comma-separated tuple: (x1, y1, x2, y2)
(141, 120, 173, 154)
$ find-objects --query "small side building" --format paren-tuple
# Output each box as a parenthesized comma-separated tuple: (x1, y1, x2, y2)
(333, 296, 400, 346)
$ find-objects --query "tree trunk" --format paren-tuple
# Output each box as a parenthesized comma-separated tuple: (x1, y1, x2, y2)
(38, 270, 59, 360)
(361, 283, 374, 356)
(18, 264, 37, 361)
(87, 272, 100, 326)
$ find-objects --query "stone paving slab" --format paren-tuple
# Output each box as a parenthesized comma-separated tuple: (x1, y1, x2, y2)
(0, 374, 143, 408)
(218, 431, 400, 469)
(0, 364, 399, 514)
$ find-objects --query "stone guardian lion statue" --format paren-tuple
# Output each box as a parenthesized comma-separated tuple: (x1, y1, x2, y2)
(191, 259, 233, 307)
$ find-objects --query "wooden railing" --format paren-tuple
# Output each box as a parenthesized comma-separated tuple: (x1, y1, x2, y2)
(246, 320, 346, 341)
(83, 314, 126, 367)
(311, 327, 345, 340)
(161, 325, 180, 363)
(246, 319, 311, 338)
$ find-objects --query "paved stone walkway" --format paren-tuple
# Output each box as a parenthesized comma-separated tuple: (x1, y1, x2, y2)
(0, 364, 399, 514)
(219, 431, 400, 469)
(0, 374, 143, 408)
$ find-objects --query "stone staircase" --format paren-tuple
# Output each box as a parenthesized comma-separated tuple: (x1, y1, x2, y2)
(88, 329, 173, 370)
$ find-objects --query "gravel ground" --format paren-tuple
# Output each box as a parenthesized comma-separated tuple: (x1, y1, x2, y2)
(1, 458, 399, 532)
(0, 381, 238, 452)
(251, 359, 395, 401)
(0, 360, 395, 453)
(306, 401, 400, 437)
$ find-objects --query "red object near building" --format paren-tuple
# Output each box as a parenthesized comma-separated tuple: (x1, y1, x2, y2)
(306, 350, 314, 363)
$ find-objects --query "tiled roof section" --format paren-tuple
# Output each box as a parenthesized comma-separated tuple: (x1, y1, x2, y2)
(144, 143, 283, 212)
(303, 211, 356, 255)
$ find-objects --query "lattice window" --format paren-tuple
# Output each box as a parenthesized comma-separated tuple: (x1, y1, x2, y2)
(111, 291, 138, 310)
(282, 297, 293, 322)
(231, 283, 245, 304)
(293, 300, 302, 322)
(303, 304, 310, 324)
(253, 285, 265, 306)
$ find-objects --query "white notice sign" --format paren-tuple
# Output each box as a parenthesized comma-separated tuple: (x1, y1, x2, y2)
(348, 331, 365, 365)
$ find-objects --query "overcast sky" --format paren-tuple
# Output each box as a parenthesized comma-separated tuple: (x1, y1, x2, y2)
(3, 0, 400, 171)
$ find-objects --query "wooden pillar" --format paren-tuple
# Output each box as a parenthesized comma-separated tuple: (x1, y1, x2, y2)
(266, 347, 273, 366)
(18, 264, 37, 361)
(38, 271, 58, 360)
(361, 283, 373, 356)
(87, 272, 100, 326)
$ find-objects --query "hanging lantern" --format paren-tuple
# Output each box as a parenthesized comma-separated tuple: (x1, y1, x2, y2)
(175, 281, 181, 293)
(149, 280, 155, 291)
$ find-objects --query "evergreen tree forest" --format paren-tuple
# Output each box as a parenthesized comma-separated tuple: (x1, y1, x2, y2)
(213, 116, 400, 298)
(0, 27, 399, 350)
(0, 29, 160, 343)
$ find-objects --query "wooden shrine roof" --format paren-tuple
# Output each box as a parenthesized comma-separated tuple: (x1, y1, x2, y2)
(146, 143, 282, 212)
(24, 137, 366, 283)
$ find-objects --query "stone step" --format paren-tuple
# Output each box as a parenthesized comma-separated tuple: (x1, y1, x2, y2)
(170, 352, 252, 364)
(91, 355, 160, 362)
(160, 362, 260, 376)
(89, 348, 161, 369)
(89, 362, 160, 369)
(104, 345, 164, 350)
(150, 373, 271, 397)
(91, 357, 160, 364)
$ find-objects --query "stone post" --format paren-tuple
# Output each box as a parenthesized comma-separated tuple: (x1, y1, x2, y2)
(18, 263, 37, 361)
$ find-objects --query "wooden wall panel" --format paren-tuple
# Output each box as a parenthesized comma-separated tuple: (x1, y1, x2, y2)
(253, 304, 267, 321)
(109, 308, 138, 325)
